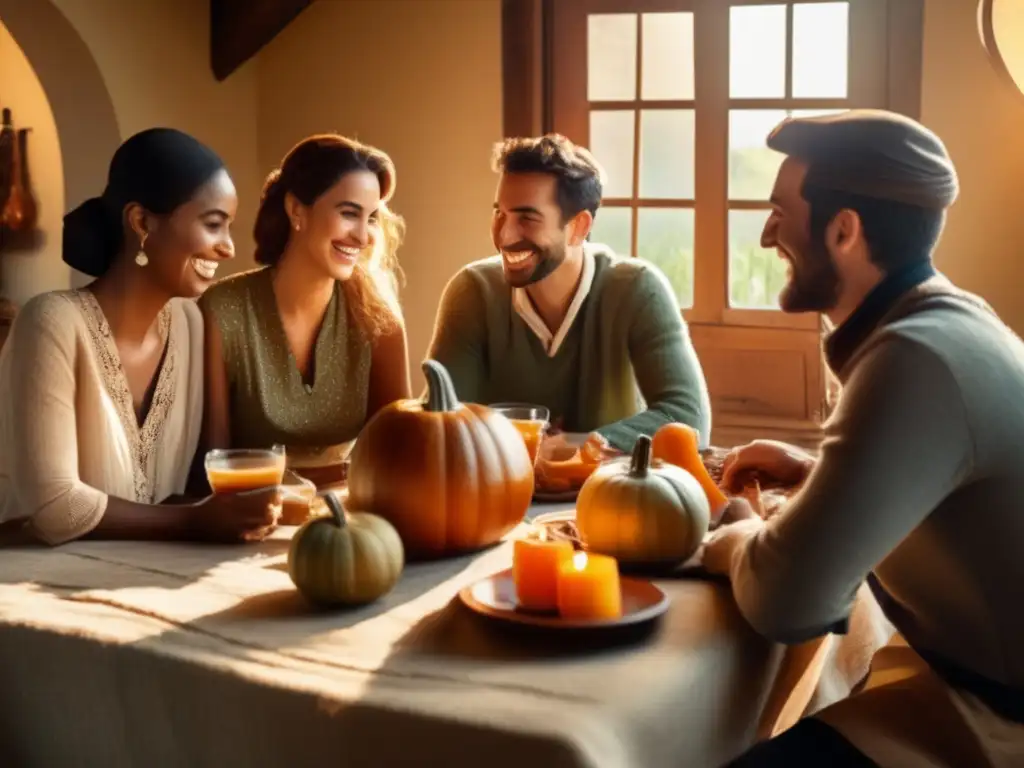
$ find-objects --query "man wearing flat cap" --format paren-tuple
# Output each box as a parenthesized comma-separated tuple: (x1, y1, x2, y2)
(703, 110, 1024, 766)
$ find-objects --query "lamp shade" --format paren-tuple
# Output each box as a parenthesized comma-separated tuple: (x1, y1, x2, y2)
(980, 0, 1024, 98)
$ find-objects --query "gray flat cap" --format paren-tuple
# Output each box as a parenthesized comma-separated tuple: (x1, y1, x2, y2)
(767, 109, 959, 210)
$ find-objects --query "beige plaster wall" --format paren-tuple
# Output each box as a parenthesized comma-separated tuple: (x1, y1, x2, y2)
(2, 0, 262, 300)
(0, 21, 67, 305)
(256, 0, 503, 380)
(921, 0, 1024, 333)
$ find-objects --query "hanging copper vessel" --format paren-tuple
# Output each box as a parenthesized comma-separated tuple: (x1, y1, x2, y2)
(1, 128, 37, 233)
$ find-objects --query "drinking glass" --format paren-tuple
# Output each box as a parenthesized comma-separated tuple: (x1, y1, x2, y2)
(490, 403, 550, 464)
(205, 446, 287, 494)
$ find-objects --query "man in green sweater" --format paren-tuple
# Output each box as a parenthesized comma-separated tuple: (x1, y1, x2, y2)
(706, 111, 1024, 765)
(425, 134, 711, 457)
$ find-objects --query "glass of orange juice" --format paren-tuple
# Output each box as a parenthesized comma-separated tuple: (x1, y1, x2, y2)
(205, 446, 287, 493)
(490, 403, 550, 464)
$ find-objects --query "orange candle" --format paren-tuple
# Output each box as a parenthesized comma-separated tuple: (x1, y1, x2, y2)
(556, 551, 622, 621)
(513, 533, 575, 612)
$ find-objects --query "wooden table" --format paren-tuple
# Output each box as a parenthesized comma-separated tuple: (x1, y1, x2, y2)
(0, 502, 889, 768)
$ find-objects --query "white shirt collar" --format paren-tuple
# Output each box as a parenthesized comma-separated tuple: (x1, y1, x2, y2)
(512, 246, 596, 357)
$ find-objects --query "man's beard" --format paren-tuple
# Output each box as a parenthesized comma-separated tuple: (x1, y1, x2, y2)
(502, 239, 567, 288)
(778, 236, 841, 313)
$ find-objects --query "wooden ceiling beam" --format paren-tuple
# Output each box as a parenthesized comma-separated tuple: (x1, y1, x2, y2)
(211, 0, 314, 81)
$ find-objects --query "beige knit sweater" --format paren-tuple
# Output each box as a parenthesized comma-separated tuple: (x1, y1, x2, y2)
(0, 291, 204, 545)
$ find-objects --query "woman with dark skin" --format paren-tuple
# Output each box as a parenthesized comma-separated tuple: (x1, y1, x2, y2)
(200, 134, 411, 488)
(0, 128, 281, 545)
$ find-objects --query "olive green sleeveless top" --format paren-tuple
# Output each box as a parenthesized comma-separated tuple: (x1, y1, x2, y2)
(199, 267, 371, 468)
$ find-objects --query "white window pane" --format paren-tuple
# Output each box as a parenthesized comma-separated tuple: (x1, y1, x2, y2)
(641, 12, 695, 100)
(729, 210, 788, 309)
(590, 206, 633, 256)
(793, 3, 849, 98)
(639, 110, 695, 199)
(589, 110, 635, 199)
(730, 5, 787, 98)
(638, 208, 694, 309)
(588, 14, 637, 101)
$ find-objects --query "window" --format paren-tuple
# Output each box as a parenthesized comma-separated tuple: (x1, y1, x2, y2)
(586, 11, 697, 308)
(505, 0, 920, 443)
(549, 0, 890, 330)
(727, 3, 848, 311)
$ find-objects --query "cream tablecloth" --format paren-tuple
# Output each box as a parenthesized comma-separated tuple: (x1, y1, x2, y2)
(0, 503, 893, 768)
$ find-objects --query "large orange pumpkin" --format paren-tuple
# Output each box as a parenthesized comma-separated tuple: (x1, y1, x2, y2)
(347, 359, 534, 559)
(650, 423, 728, 516)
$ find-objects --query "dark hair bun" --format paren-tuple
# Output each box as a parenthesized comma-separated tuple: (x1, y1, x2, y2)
(253, 169, 290, 265)
(62, 197, 119, 277)
(62, 127, 226, 277)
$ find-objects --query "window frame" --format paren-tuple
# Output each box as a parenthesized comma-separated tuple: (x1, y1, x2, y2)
(501, 0, 925, 332)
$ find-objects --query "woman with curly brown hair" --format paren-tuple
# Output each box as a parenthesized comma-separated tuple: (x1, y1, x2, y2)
(199, 134, 411, 487)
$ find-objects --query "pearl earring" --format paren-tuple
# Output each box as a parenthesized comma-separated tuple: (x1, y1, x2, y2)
(135, 233, 149, 267)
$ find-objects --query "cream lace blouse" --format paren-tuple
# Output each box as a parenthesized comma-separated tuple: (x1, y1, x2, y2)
(0, 290, 204, 545)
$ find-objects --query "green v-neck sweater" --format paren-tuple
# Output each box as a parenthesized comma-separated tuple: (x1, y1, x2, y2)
(425, 247, 712, 452)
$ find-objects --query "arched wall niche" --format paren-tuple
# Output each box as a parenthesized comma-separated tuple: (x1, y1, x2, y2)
(0, 0, 121, 294)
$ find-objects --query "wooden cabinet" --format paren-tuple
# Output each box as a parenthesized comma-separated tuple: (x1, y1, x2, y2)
(690, 322, 827, 448)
